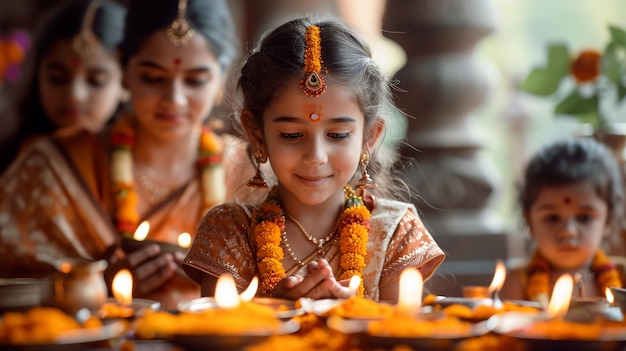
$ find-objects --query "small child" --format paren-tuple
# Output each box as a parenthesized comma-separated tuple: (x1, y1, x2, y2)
(500, 137, 625, 307)
(183, 17, 445, 302)
(0, 0, 126, 174)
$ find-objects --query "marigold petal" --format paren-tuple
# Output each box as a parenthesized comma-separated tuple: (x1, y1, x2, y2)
(257, 244, 284, 260)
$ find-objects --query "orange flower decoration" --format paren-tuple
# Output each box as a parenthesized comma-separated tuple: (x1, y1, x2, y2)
(300, 25, 326, 97)
(526, 248, 621, 306)
(570, 49, 601, 84)
(110, 116, 223, 237)
(253, 185, 370, 297)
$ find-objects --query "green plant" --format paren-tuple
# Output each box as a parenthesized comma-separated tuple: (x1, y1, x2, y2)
(520, 25, 626, 132)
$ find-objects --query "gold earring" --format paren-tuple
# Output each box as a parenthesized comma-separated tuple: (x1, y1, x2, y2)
(246, 149, 268, 188)
(356, 152, 377, 193)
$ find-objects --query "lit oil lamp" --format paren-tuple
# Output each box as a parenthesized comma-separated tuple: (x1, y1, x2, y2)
(214, 274, 240, 308)
(348, 275, 361, 297)
(134, 274, 297, 344)
(363, 267, 487, 344)
(101, 269, 135, 318)
(121, 221, 191, 254)
(487, 260, 506, 308)
(133, 221, 150, 241)
(606, 287, 615, 306)
(112, 269, 133, 307)
(397, 267, 423, 315)
(546, 274, 573, 319)
(101, 269, 159, 319)
(177, 232, 192, 249)
(496, 274, 626, 344)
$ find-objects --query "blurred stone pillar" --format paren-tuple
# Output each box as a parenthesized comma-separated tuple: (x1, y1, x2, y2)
(383, 0, 507, 296)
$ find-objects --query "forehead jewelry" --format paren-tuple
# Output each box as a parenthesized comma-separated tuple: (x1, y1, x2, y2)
(165, 0, 195, 47)
(72, 0, 101, 56)
(300, 25, 326, 98)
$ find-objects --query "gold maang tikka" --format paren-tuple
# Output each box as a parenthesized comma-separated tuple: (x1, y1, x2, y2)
(300, 25, 326, 97)
(72, 0, 101, 56)
(165, 0, 195, 47)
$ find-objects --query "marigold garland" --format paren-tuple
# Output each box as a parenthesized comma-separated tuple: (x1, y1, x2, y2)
(252, 185, 370, 296)
(111, 115, 225, 237)
(526, 248, 622, 307)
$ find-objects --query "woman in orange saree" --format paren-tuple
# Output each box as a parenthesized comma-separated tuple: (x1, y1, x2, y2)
(0, 0, 253, 309)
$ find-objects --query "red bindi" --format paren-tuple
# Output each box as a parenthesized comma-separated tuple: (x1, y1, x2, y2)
(71, 57, 82, 69)
(563, 197, 571, 204)
(174, 58, 182, 67)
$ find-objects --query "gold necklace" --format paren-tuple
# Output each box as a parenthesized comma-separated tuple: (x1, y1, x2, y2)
(285, 212, 339, 256)
(136, 170, 172, 205)
(281, 229, 305, 268)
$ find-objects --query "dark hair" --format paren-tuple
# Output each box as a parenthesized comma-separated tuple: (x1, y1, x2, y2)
(1, 0, 125, 174)
(119, 0, 238, 70)
(236, 17, 404, 199)
(519, 137, 624, 228)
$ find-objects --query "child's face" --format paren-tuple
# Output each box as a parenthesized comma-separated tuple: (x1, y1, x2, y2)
(123, 30, 223, 140)
(528, 181, 609, 270)
(259, 80, 365, 208)
(38, 39, 123, 132)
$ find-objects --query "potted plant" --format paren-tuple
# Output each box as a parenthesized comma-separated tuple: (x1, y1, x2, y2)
(520, 25, 626, 139)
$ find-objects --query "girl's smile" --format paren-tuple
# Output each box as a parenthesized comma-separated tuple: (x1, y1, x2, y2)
(258, 80, 365, 211)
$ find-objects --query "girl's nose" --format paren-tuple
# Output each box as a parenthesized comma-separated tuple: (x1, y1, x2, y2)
(557, 218, 579, 241)
(303, 136, 327, 167)
(70, 78, 88, 103)
(164, 79, 186, 106)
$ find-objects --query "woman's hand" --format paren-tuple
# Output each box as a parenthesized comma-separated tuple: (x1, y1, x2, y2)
(271, 259, 350, 300)
(124, 244, 177, 296)
(107, 244, 193, 296)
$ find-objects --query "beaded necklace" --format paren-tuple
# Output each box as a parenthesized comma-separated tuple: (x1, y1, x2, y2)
(526, 248, 622, 306)
(253, 185, 370, 296)
(110, 115, 225, 237)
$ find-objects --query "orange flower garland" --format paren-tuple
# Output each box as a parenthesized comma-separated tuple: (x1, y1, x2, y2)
(111, 116, 224, 237)
(253, 188, 287, 295)
(526, 248, 622, 306)
(253, 185, 370, 296)
(570, 49, 601, 84)
(338, 185, 369, 296)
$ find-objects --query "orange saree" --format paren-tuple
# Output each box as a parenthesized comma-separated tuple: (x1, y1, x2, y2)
(0, 129, 257, 307)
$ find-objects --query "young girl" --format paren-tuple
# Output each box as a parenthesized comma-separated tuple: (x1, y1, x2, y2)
(0, 0, 253, 309)
(0, 0, 126, 174)
(183, 17, 445, 302)
(500, 137, 625, 307)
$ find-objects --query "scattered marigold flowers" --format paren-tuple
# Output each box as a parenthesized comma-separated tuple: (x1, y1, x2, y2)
(570, 49, 601, 84)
